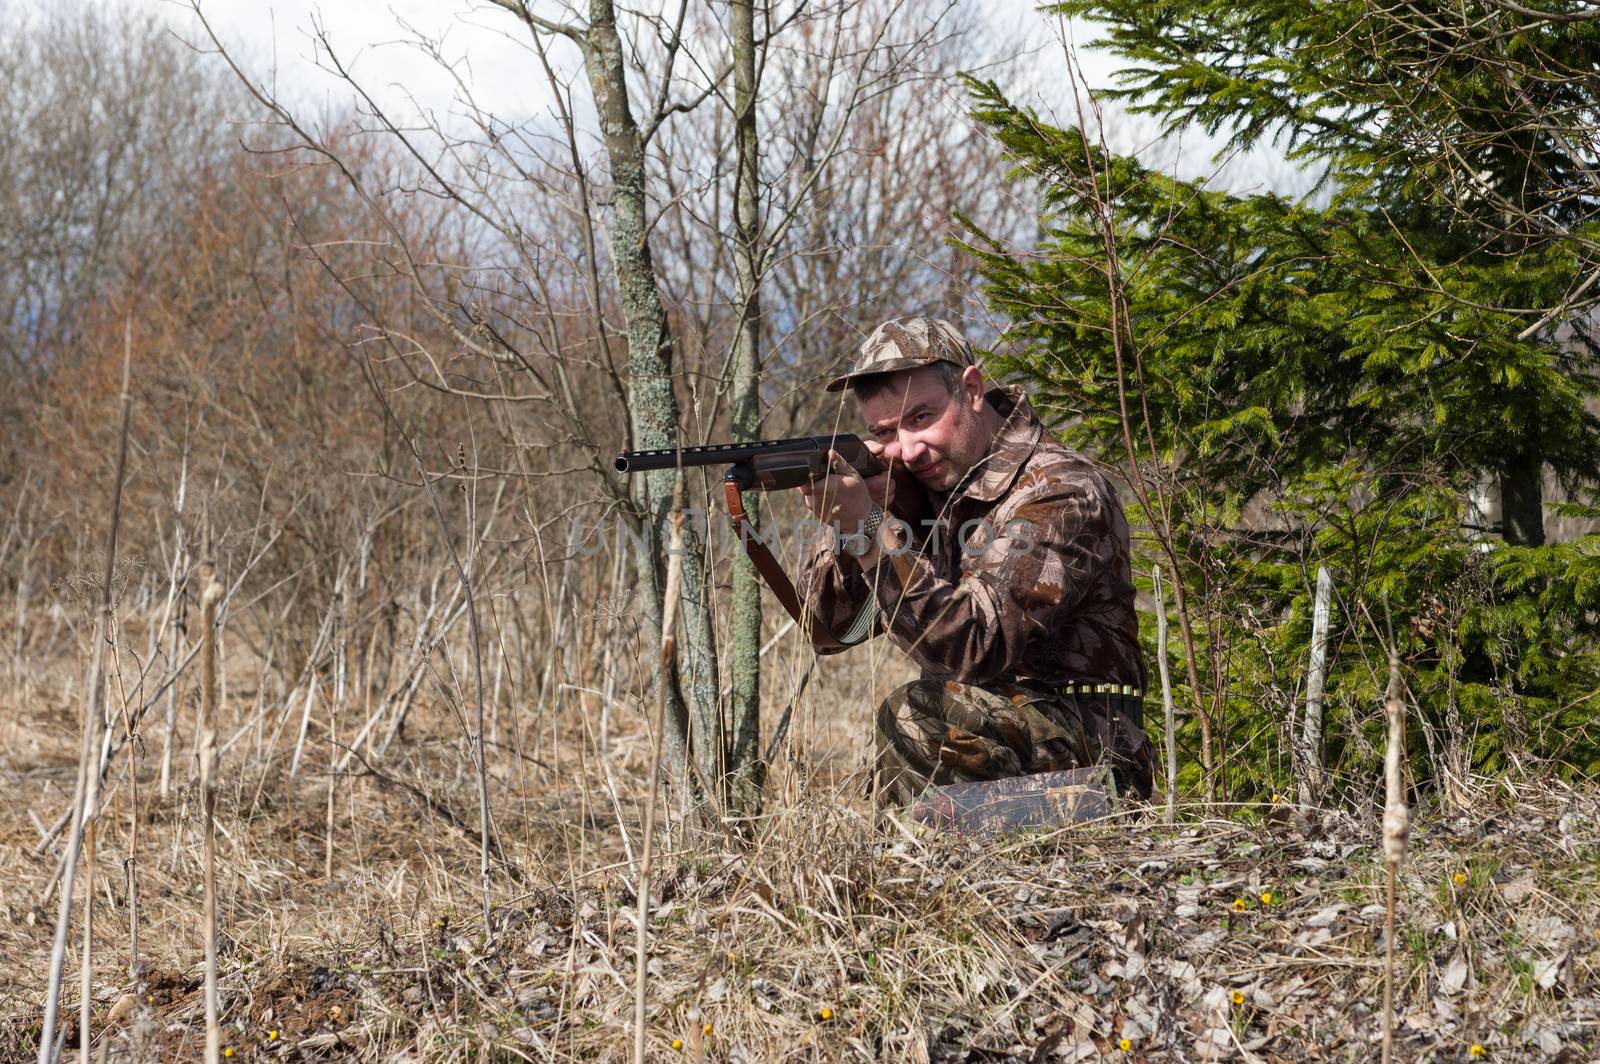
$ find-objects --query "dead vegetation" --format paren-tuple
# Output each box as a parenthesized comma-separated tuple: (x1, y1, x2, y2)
(4, 5, 1599, 1064)
(2, 609, 1596, 1063)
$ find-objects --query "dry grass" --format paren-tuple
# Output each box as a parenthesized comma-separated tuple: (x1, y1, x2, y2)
(1, 606, 1597, 1063)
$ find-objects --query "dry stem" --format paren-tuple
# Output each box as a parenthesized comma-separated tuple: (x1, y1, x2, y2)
(199, 553, 225, 1064)
(635, 506, 685, 1064)
(1380, 640, 1408, 1063)
(38, 326, 133, 1064)
(1153, 565, 1177, 824)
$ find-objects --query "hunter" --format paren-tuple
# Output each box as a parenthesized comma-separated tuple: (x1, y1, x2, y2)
(797, 316, 1156, 805)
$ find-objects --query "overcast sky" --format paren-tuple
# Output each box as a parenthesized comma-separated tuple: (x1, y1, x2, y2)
(5, 0, 1295, 194)
(118, 1, 1112, 137)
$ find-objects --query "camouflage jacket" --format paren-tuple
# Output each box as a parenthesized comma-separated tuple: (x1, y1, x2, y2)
(797, 385, 1147, 690)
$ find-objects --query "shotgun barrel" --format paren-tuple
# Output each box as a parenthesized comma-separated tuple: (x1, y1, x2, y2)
(615, 434, 883, 491)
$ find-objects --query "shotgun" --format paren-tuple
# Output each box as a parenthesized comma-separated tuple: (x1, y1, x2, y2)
(615, 433, 929, 653)
(614, 434, 884, 491)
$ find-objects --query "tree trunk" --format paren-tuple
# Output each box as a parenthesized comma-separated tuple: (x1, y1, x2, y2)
(1499, 453, 1545, 546)
(1296, 565, 1332, 809)
(584, 0, 722, 799)
(726, 0, 764, 812)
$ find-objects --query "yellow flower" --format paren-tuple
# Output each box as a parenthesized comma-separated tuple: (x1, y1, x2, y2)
(1119, 1037, 1132, 1051)
(1271, 793, 1281, 803)
(223, 1051, 235, 1060)
(671, 1039, 683, 1051)
(703, 1023, 714, 1036)
(1230, 990, 1246, 1006)
(1232, 898, 1247, 912)
(1259, 891, 1273, 906)
(1470, 1045, 1486, 1058)
(819, 1007, 834, 1021)
(1453, 872, 1467, 886)
(267, 1030, 279, 1041)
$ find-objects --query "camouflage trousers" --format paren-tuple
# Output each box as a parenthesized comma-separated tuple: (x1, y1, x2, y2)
(874, 679, 1157, 808)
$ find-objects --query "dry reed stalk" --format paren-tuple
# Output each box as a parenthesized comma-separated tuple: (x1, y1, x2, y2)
(562, 682, 637, 869)
(1153, 565, 1176, 824)
(325, 693, 339, 882)
(255, 598, 338, 808)
(110, 646, 141, 984)
(1380, 638, 1407, 1063)
(78, 811, 94, 1064)
(360, 615, 383, 754)
(599, 545, 626, 759)
(634, 506, 685, 1064)
(157, 456, 188, 802)
(198, 554, 225, 1064)
(290, 577, 345, 782)
(489, 633, 504, 747)
(157, 606, 185, 800)
(315, 304, 497, 927)
(38, 327, 133, 1064)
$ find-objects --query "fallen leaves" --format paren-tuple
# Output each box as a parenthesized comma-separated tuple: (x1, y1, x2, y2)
(1440, 951, 1473, 996)
(27, 779, 1600, 1063)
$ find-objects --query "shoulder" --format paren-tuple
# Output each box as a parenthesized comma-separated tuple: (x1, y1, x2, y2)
(1005, 435, 1119, 514)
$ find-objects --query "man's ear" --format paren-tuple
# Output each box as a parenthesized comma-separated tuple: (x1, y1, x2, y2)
(960, 365, 986, 411)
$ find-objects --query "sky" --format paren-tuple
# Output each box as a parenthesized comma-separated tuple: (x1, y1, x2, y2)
(3, 0, 1298, 194)
(164, 0, 580, 130)
(130, 0, 1128, 148)
(142, 0, 1299, 195)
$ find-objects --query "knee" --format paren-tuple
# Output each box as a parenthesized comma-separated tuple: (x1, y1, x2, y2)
(875, 678, 949, 744)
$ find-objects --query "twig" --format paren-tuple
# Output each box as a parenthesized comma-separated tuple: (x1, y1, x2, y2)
(110, 628, 141, 986)
(635, 504, 685, 1064)
(1053, 22, 1217, 801)
(156, 449, 188, 800)
(38, 324, 133, 1064)
(334, 742, 524, 882)
(199, 550, 224, 1064)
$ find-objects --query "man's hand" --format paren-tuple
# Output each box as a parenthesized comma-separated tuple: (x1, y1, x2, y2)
(799, 446, 903, 564)
(859, 439, 896, 511)
(799, 449, 873, 529)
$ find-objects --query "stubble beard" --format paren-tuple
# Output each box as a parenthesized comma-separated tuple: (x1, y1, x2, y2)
(917, 403, 986, 492)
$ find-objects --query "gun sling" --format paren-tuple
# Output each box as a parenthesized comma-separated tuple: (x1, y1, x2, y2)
(723, 479, 864, 656)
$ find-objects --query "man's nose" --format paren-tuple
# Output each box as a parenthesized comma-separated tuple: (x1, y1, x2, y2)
(899, 432, 927, 464)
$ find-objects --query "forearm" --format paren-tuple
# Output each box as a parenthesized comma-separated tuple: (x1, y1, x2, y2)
(870, 553, 1021, 682)
(868, 487, 1104, 682)
(795, 540, 874, 642)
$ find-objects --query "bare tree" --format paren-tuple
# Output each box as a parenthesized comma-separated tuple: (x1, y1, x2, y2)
(153, 0, 1045, 844)
(725, 0, 765, 811)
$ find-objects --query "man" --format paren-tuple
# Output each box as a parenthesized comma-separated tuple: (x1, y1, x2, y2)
(797, 316, 1155, 805)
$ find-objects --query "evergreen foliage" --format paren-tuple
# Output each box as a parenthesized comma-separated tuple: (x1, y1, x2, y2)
(959, 0, 1600, 800)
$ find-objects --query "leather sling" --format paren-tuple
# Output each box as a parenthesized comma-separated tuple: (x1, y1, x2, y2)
(723, 480, 860, 655)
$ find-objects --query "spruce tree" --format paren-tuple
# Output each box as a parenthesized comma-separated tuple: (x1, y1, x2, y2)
(959, 0, 1600, 792)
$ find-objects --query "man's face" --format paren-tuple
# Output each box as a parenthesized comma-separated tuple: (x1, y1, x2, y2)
(859, 365, 991, 493)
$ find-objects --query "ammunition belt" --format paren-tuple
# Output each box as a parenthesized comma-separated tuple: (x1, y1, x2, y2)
(1057, 681, 1145, 728)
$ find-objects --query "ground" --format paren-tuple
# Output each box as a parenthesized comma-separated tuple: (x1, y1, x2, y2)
(2, 620, 1597, 1061)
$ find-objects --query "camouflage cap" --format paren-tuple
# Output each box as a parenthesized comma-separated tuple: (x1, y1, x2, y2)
(825, 316, 978, 393)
